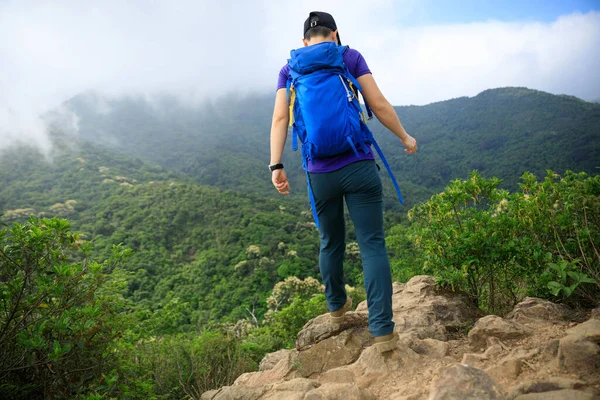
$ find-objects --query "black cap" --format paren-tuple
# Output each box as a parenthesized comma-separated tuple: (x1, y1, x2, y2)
(304, 11, 341, 45)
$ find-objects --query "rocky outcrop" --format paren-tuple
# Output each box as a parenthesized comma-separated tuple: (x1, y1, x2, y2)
(203, 277, 600, 400)
(506, 297, 570, 323)
(429, 364, 506, 399)
(468, 315, 532, 349)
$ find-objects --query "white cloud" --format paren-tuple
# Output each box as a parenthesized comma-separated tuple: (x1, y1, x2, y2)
(0, 0, 599, 152)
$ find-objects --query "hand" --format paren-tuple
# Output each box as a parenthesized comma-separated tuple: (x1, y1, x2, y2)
(272, 169, 290, 194)
(401, 134, 418, 154)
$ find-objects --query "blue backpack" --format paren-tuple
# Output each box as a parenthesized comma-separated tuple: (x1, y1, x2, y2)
(287, 41, 403, 227)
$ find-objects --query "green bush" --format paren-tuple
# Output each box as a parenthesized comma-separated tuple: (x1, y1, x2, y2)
(408, 171, 600, 314)
(0, 217, 129, 399)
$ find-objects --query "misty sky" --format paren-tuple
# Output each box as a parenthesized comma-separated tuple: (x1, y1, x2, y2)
(1, 0, 600, 151)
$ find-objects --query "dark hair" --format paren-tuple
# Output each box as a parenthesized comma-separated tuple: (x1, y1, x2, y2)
(304, 26, 333, 40)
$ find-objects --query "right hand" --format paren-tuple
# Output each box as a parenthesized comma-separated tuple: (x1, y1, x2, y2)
(401, 135, 418, 154)
(272, 169, 290, 195)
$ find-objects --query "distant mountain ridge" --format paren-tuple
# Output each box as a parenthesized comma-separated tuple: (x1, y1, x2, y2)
(65, 87, 600, 207)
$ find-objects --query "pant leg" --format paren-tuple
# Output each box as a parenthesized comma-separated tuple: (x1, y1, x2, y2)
(342, 161, 394, 337)
(308, 171, 347, 312)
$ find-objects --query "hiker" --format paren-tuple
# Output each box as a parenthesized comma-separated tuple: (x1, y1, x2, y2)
(269, 11, 417, 353)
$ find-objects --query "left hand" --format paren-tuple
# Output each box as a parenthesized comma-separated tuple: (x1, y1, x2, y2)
(272, 169, 290, 195)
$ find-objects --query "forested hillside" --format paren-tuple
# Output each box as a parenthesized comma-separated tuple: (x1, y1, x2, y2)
(67, 87, 600, 207)
(1, 87, 599, 398)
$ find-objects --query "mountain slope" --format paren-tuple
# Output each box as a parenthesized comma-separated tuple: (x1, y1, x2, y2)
(67, 87, 600, 206)
(0, 142, 326, 324)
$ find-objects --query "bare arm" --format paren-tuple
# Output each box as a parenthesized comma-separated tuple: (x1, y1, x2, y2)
(357, 74, 417, 154)
(270, 88, 289, 165)
(269, 88, 291, 194)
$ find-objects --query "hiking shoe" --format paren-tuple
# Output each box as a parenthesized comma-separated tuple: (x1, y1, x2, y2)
(374, 332, 398, 353)
(329, 297, 352, 324)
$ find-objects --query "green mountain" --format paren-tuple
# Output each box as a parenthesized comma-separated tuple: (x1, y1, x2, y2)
(0, 143, 327, 324)
(67, 87, 600, 208)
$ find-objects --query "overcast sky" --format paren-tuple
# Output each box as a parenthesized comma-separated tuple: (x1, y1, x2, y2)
(1, 0, 599, 152)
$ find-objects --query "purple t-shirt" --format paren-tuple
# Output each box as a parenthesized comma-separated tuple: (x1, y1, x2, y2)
(277, 47, 375, 173)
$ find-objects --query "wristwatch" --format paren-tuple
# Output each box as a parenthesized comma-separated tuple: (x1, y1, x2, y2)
(269, 163, 284, 172)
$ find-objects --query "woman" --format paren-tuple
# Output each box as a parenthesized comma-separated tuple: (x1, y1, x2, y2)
(269, 11, 417, 353)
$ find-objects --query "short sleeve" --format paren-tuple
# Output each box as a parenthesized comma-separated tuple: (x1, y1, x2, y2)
(277, 65, 290, 91)
(343, 48, 371, 79)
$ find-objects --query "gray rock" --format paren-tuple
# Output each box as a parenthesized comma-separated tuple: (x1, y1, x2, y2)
(566, 319, 600, 343)
(260, 378, 321, 400)
(304, 383, 377, 400)
(295, 328, 372, 377)
(428, 364, 506, 400)
(507, 377, 590, 398)
(558, 334, 600, 377)
(392, 275, 482, 340)
(506, 297, 570, 322)
(200, 385, 269, 400)
(296, 312, 369, 351)
(513, 390, 597, 400)
(468, 316, 532, 349)
(259, 349, 295, 371)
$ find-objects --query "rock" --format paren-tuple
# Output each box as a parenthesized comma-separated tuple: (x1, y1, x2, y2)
(461, 352, 487, 367)
(260, 378, 321, 400)
(355, 300, 368, 313)
(591, 307, 600, 320)
(468, 316, 532, 349)
(566, 319, 600, 343)
(506, 297, 570, 323)
(421, 338, 450, 358)
(391, 275, 482, 340)
(557, 334, 600, 377)
(200, 385, 270, 400)
(352, 343, 420, 376)
(318, 367, 357, 384)
(486, 358, 522, 381)
(398, 332, 449, 358)
(484, 344, 506, 358)
(295, 328, 372, 377)
(429, 364, 506, 400)
(304, 383, 377, 400)
(508, 377, 589, 397)
(296, 312, 369, 351)
(259, 349, 295, 371)
(234, 350, 299, 387)
(513, 390, 597, 400)
(508, 377, 599, 399)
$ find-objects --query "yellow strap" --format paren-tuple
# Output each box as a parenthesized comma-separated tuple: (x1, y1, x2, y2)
(289, 86, 296, 127)
(349, 81, 367, 123)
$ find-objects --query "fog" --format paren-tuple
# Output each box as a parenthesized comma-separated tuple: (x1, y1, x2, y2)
(1, 0, 599, 153)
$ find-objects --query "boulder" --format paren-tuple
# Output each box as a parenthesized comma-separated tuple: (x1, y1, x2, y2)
(200, 385, 270, 400)
(513, 390, 597, 400)
(468, 316, 532, 349)
(391, 276, 482, 340)
(557, 334, 600, 377)
(429, 364, 506, 400)
(485, 358, 522, 382)
(295, 328, 372, 377)
(259, 349, 296, 371)
(296, 312, 369, 351)
(260, 378, 321, 400)
(507, 377, 598, 399)
(304, 383, 376, 400)
(566, 319, 600, 343)
(233, 350, 299, 387)
(352, 342, 420, 376)
(506, 297, 570, 323)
